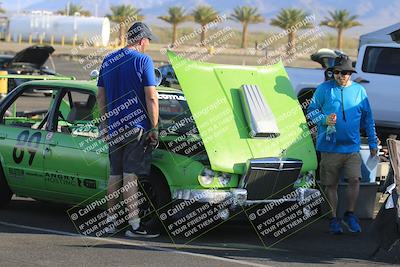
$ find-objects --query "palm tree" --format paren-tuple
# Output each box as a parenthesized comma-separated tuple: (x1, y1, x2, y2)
(158, 6, 191, 46)
(191, 5, 219, 46)
(320, 9, 361, 50)
(270, 8, 313, 55)
(107, 5, 144, 46)
(0, 2, 5, 14)
(230, 6, 264, 48)
(57, 3, 91, 16)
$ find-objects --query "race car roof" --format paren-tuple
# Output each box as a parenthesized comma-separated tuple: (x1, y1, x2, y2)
(18, 79, 183, 95)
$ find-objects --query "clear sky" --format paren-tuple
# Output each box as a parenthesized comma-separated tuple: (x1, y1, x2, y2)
(1, 0, 399, 37)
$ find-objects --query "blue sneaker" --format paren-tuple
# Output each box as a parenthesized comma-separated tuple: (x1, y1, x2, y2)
(329, 217, 343, 234)
(343, 213, 361, 233)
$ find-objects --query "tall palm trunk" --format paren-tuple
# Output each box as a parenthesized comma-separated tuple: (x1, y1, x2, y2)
(241, 23, 248, 48)
(337, 28, 343, 50)
(172, 23, 178, 46)
(200, 24, 206, 46)
(287, 32, 296, 55)
(119, 24, 126, 46)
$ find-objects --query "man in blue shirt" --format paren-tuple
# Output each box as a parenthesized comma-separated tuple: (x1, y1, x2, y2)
(308, 55, 378, 234)
(97, 22, 160, 238)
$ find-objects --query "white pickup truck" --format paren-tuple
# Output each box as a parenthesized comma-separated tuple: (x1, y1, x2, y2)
(288, 42, 400, 140)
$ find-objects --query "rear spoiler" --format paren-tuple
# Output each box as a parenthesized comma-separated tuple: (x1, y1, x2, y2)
(0, 74, 75, 94)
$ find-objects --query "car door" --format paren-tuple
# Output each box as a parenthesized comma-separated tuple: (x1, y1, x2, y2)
(356, 44, 400, 128)
(0, 84, 59, 199)
(42, 88, 109, 203)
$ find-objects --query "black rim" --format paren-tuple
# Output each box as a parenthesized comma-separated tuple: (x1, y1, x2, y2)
(138, 178, 158, 225)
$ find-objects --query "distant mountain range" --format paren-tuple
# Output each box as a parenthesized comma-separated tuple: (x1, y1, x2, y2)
(6, 0, 255, 17)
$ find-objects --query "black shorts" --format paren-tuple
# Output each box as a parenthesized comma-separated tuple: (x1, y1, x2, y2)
(108, 127, 153, 176)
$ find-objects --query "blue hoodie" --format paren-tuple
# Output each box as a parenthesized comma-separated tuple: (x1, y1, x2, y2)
(307, 80, 377, 153)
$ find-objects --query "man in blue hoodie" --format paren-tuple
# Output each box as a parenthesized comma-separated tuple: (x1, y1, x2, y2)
(307, 55, 378, 234)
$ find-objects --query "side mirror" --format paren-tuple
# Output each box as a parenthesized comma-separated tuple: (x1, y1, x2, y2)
(90, 69, 99, 80)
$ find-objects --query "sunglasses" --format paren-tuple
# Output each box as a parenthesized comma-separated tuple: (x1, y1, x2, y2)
(333, 70, 352, 76)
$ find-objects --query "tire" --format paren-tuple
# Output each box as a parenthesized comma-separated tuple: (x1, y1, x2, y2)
(44, 93, 52, 97)
(0, 165, 13, 208)
(138, 167, 171, 231)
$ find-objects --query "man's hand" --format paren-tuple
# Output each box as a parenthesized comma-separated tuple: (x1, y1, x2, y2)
(147, 128, 159, 146)
(370, 148, 378, 157)
(326, 113, 337, 126)
(99, 121, 108, 141)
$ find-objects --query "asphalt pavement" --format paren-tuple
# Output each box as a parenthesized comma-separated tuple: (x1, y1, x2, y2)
(0, 196, 399, 267)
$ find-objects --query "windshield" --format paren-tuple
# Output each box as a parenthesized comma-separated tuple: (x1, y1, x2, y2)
(158, 93, 198, 135)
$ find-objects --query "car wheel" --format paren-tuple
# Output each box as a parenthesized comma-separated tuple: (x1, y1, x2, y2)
(44, 93, 52, 97)
(138, 168, 171, 232)
(0, 166, 13, 208)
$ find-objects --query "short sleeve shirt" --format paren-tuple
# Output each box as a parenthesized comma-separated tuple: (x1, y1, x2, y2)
(97, 48, 156, 135)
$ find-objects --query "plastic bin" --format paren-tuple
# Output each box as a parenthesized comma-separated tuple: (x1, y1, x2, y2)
(319, 182, 379, 219)
(360, 144, 380, 182)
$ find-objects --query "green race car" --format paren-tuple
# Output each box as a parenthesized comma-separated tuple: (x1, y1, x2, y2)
(0, 52, 319, 234)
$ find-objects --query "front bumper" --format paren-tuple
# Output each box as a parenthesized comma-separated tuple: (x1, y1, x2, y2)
(172, 187, 320, 209)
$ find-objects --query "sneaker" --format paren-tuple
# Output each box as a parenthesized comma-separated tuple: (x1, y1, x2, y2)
(104, 224, 116, 234)
(343, 213, 362, 233)
(329, 217, 343, 234)
(125, 225, 160, 238)
(104, 216, 117, 234)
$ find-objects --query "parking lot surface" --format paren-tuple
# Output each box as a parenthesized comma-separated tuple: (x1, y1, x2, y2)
(1, 196, 399, 267)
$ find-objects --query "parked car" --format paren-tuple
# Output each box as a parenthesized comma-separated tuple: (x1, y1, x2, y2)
(0, 53, 319, 234)
(0, 45, 56, 96)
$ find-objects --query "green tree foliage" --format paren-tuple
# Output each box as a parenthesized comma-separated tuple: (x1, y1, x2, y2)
(320, 9, 361, 50)
(107, 5, 144, 46)
(230, 6, 264, 48)
(158, 6, 191, 46)
(270, 8, 313, 55)
(192, 5, 219, 46)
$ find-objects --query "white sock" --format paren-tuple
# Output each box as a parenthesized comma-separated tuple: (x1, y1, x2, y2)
(129, 218, 140, 231)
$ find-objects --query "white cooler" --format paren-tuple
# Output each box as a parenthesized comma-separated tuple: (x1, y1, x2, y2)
(360, 144, 380, 183)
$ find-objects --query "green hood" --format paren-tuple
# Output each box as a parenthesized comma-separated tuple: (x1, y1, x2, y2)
(168, 52, 317, 175)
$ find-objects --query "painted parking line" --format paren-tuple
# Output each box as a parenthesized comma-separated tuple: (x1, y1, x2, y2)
(0, 221, 273, 267)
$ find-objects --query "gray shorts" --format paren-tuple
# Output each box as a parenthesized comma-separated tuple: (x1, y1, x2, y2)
(108, 127, 153, 176)
(319, 152, 362, 186)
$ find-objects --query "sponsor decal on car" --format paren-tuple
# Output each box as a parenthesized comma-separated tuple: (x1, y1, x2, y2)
(8, 168, 24, 179)
(158, 94, 186, 101)
(44, 172, 97, 189)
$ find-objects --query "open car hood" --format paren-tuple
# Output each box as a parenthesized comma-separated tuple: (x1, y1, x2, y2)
(10, 45, 55, 67)
(168, 51, 317, 174)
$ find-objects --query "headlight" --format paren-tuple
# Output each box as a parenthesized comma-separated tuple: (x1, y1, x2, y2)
(198, 168, 234, 187)
(198, 168, 214, 185)
(218, 173, 231, 186)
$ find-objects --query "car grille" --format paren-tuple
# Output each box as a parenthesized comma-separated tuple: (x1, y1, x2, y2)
(240, 158, 303, 200)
